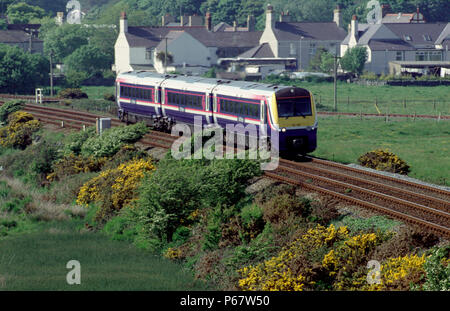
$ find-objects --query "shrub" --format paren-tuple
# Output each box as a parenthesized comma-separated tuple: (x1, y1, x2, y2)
(261, 193, 311, 230)
(0, 100, 25, 123)
(47, 153, 107, 182)
(239, 204, 265, 243)
(0, 139, 59, 186)
(0, 111, 41, 149)
(420, 245, 450, 291)
(358, 149, 410, 175)
(103, 93, 116, 102)
(63, 126, 96, 155)
(130, 156, 261, 245)
(364, 254, 427, 291)
(58, 88, 88, 99)
(80, 122, 148, 157)
(238, 224, 350, 291)
(322, 232, 384, 290)
(76, 158, 155, 222)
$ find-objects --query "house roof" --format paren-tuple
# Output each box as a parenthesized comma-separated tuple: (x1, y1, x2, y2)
(385, 23, 448, 47)
(382, 13, 415, 23)
(238, 43, 274, 58)
(126, 26, 262, 49)
(213, 22, 231, 32)
(368, 39, 415, 51)
(0, 29, 42, 43)
(342, 22, 450, 51)
(273, 22, 347, 41)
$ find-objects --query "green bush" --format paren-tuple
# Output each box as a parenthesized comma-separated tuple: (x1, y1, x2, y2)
(58, 88, 88, 99)
(421, 245, 450, 291)
(0, 100, 25, 123)
(103, 93, 116, 102)
(63, 126, 96, 155)
(0, 139, 60, 186)
(80, 122, 148, 157)
(128, 156, 261, 248)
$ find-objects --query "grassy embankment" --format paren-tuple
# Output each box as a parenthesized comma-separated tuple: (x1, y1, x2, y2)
(0, 128, 206, 291)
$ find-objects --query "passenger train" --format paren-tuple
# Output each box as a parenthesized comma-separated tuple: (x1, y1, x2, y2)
(115, 71, 317, 154)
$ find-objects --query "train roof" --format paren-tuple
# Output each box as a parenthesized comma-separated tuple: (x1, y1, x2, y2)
(117, 71, 309, 98)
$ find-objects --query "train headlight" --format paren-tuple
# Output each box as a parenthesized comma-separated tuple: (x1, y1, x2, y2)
(281, 128, 286, 132)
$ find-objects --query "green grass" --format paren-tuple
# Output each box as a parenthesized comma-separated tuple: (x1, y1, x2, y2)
(81, 86, 115, 100)
(0, 219, 207, 290)
(263, 77, 450, 116)
(311, 116, 450, 186)
(332, 215, 402, 233)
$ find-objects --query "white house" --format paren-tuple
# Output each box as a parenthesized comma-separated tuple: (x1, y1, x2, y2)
(341, 15, 450, 75)
(114, 11, 261, 75)
(257, 5, 347, 70)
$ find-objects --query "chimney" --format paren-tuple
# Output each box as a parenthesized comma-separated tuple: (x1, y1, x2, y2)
(381, 4, 390, 17)
(205, 11, 212, 31)
(333, 6, 342, 28)
(233, 21, 237, 31)
(351, 15, 359, 41)
(189, 15, 203, 27)
(279, 11, 291, 22)
(247, 15, 255, 32)
(265, 3, 275, 30)
(120, 11, 128, 33)
(162, 14, 174, 26)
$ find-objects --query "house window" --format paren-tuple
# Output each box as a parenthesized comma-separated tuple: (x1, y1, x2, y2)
(430, 51, 442, 61)
(404, 35, 412, 41)
(309, 43, 316, 56)
(415, 51, 442, 61)
(145, 48, 154, 60)
(395, 51, 404, 61)
(289, 43, 296, 55)
(415, 51, 425, 61)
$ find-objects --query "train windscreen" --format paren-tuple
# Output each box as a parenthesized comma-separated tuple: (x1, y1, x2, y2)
(277, 95, 312, 118)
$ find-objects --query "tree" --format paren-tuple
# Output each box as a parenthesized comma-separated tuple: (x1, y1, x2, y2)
(309, 47, 335, 73)
(6, 2, 46, 24)
(64, 45, 111, 74)
(340, 46, 368, 77)
(43, 24, 90, 62)
(0, 44, 49, 93)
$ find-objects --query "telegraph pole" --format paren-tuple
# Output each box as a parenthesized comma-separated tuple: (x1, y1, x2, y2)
(50, 50, 54, 97)
(333, 46, 341, 112)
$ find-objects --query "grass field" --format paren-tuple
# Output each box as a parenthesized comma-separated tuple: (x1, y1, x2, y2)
(81, 82, 449, 116)
(312, 115, 450, 186)
(0, 219, 207, 290)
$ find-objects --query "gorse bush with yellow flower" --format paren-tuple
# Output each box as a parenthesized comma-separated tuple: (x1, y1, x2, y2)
(238, 224, 350, 291)
(358, 149, 410, 175)
(77, 158, 155, 222)
(0, 111, 41, 149)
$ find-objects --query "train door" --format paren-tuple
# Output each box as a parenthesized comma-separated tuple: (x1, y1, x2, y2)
(155, 86, 162, 116)
(205, 92, 214, 125)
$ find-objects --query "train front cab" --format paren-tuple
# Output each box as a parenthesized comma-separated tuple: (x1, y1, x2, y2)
(273, 87, 317, 154)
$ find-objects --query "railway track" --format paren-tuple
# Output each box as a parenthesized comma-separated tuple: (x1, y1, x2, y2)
(5, 103, 450, 238)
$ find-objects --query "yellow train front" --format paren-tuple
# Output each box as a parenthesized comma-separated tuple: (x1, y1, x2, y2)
(271, 87, 317, 154)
